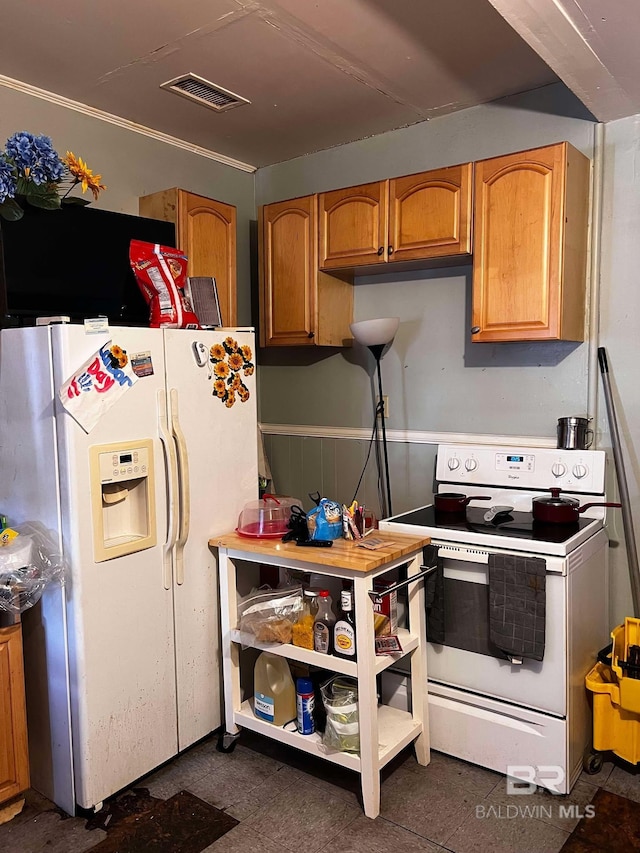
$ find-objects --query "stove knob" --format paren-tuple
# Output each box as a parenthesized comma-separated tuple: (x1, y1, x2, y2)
(464, 458, 478, 472)
(447, 458, 460, 471)
(573, 464, 588, 479)
(551, 462, 567, 478)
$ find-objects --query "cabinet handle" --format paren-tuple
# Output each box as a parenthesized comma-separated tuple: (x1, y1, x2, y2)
(471, 326, 481, 335)
(377, 246, 384, 256)
(308, 331, 315, 338)
(388, 246, 394, 255)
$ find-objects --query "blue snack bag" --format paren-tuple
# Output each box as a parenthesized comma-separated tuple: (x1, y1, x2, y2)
(307, 498, 343, 541)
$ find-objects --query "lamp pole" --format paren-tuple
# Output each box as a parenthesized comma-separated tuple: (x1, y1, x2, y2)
(369, 343, 393, 519)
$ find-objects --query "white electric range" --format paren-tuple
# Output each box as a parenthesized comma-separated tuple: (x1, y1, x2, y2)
(380, 443, 612, 794)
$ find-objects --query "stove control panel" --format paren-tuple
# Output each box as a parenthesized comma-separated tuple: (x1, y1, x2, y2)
(436, 444, 606, 493)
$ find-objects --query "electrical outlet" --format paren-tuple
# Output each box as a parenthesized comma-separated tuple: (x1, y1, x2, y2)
(377, 395, 389, 419)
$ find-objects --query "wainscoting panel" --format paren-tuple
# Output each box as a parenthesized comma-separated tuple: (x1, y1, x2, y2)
(262, 432, 438, 521)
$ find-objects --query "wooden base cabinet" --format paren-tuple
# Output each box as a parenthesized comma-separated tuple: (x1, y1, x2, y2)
(318, 164, 473, 270)
(139, 188, 237, 327)
(472, 142, 590, 342)
(259, 196, 353, 347)
(0, 624, 29, 806)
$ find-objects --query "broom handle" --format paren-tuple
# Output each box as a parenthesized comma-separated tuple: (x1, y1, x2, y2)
(598, 347, 640, 616)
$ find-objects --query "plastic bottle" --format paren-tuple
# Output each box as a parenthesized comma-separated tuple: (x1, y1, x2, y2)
(334, 589, 357, 661)
(292, 589, 319, 650)
(253, 652, 296, 726)
(313, 590, 336, 654)
(296, 677, 315, 735)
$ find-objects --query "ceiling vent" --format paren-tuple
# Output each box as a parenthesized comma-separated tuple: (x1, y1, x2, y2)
(160, 73, 250, 113)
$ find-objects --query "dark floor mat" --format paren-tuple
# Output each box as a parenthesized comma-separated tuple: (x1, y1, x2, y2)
(561, 788, 640, 852)
(85, 790, 238, 853)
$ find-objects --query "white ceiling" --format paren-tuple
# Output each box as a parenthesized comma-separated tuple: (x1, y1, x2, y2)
(0, 0, 638, 170)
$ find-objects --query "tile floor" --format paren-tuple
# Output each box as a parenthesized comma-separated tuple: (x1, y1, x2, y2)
(2, 732, 639, 853)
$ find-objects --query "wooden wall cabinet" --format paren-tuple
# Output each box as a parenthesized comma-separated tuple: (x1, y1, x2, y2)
(0, 623, 29, 807)
(318, 163, 473, 270)
(259, 195, 353, 347)
(139, 188, 238, 327)
(472, 142, 590, 342)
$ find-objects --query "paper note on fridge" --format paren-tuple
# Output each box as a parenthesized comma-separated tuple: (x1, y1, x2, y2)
(59, 341, 138, 433)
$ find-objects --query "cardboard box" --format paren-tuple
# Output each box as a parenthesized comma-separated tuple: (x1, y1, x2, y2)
(372, 580, 398, 636)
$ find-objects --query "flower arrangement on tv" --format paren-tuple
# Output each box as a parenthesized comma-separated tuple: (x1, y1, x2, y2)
(0, 131, 106, 221)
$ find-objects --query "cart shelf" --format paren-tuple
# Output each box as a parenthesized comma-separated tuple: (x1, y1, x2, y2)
(235, 699, 422, 772)
(229, 628, 419, 676)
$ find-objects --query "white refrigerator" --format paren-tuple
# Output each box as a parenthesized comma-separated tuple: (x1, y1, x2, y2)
(0, 324, 258, 814)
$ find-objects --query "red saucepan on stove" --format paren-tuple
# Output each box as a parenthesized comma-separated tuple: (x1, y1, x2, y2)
(532, 488, 621, 524)
(434, 492, 492, 513)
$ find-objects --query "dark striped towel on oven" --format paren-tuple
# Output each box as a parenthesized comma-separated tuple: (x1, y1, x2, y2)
(488, 553, 546, 662)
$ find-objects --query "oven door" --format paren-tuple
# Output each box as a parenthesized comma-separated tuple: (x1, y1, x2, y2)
(427, 541, 567, 717)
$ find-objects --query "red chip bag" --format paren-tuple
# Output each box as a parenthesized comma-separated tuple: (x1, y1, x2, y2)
(129, 240, 200, 329)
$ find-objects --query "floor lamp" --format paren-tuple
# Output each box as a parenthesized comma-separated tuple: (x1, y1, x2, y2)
(350, 317, 400, 519)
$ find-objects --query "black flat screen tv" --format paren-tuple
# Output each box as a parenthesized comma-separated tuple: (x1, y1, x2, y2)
(0, 204, 176, 327)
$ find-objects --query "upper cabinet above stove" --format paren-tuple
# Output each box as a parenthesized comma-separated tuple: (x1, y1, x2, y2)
(318, 164, 473, 270)
(471, 142, 590, 343)
(258, 141, 590, 347)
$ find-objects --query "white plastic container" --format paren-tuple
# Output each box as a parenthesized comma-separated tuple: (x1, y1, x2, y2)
(253, 652, 296, 726)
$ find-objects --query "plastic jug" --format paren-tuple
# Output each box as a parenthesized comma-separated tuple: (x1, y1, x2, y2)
(253, 652, 296, 726)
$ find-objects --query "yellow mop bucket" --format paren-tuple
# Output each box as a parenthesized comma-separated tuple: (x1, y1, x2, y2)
(585, 617, 640, 765)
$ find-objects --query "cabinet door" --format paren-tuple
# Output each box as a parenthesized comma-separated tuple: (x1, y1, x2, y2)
(260, 196, 317, 347)
(139, 189, 238, 328)
(472, 143, 577, 342)
(0, 625, 29, 804)
(178, 192, 237, 327)
(389, 164, 472, 262)
(318, 182, 388, 269)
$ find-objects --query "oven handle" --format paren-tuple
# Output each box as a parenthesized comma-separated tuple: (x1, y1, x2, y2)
(367, 563, 437, 601)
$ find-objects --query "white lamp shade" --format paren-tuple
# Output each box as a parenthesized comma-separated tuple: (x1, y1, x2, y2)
(349, 317, 400, 347)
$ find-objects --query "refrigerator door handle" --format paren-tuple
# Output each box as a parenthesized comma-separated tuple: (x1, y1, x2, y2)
(158, 389, 178, 591)
(170, 389, 190, 586)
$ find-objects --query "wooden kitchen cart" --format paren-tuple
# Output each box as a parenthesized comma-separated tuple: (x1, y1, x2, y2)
(210, 529, 431, 819)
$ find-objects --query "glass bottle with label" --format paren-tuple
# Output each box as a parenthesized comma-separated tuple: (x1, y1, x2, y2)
(313, 590, 336, 654)
(334, 589, 357, 660)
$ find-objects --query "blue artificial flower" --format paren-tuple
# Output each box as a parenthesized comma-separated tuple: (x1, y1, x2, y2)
(0, 157, 17, 204)
(5, 131, 63, 183)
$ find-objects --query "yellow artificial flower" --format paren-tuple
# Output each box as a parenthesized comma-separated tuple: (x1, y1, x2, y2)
(224, 337, 239, 352)
(63, 151, 106, 200)
(228, 352, 243, 371)
(210, 343, 225, 362)
(214, 361, 230, 379)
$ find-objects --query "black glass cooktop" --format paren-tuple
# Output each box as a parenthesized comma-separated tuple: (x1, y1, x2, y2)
(390, 505, 597, 544)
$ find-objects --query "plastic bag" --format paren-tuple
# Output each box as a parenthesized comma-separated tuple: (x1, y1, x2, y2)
(129, 239, 200, 329)
(237, 585, 304, 644)
(321, 675, 359, 754)
(307, 498, 343, 541)
(0, 522, 66, 615)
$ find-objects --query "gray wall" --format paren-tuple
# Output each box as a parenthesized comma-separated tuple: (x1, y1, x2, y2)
(256, 84, 596, 437)
(2, 82, 636, 623)
(256, 85, 640, 624)
(598, 115, 640, 624)
(0, 86, 256, 323)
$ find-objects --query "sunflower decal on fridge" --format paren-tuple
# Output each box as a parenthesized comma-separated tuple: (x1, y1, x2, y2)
(209, 337, 254, 408)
